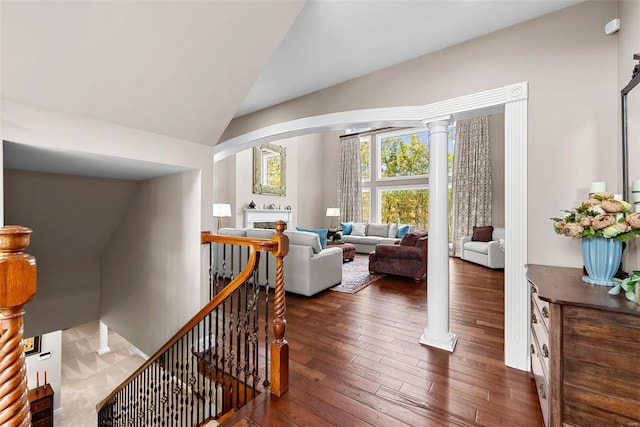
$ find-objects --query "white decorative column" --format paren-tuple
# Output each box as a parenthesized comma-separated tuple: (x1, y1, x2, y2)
(504, 85, 528, 370)
(419, 116, 457, 352)
(96, 320, 110, 355)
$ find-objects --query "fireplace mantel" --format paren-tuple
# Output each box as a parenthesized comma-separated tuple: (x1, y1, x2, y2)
(244, 209, 294, 230)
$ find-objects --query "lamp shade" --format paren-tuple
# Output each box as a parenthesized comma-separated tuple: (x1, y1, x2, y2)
(326, 208, 340, 217)
(213, 203, 232, 217)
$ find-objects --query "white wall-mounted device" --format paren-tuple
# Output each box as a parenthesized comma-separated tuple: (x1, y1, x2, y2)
(605, 18, 620, 35)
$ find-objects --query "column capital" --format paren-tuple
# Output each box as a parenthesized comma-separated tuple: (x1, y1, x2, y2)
(422, 115, 453, 131)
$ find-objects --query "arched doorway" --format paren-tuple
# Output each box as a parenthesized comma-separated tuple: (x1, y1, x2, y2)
(215, 82, 529, 371)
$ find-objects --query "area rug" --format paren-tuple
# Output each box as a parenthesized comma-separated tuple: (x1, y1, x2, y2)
(330, 254, 385, 294)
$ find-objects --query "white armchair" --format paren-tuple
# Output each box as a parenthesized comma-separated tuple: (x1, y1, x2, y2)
(460, 227, 505, 269)
(215, 228, 342, 296)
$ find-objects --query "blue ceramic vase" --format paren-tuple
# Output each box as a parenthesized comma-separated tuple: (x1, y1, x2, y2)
(581, 237, 622, 286)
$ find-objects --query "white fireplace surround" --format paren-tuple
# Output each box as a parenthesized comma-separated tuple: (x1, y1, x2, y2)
(244, 209, 294, 230)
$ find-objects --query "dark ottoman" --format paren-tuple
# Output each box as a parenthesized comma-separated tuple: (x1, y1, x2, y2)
(328, 242, 356, 262)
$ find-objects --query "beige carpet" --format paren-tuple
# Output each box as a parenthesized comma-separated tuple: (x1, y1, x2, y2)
(54, 320, 145, 426)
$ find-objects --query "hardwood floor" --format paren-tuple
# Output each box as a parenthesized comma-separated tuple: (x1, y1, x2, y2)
(223, 258, 543, 426)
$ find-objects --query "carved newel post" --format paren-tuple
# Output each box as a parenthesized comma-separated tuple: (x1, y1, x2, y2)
(270, 221, 289, 396)
(0, 226, 36, 427)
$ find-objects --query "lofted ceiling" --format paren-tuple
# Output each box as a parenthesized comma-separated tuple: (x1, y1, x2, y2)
(236, 0, 584, 117)
(1, 0, 582, 179)
(1, 0, 304, 146)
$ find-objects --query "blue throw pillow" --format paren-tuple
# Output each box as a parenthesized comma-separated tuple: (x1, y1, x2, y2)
(296, 227, 328, 249)
(397, 224, 410, 238)
(340, 222, 353, 235)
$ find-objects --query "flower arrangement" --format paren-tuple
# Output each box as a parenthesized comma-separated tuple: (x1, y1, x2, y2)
(552, 192, 640, 241)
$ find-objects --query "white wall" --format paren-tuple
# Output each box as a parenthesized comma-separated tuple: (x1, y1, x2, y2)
(223, 1, 619, 268)
(26, 330, 62, 411)
(1, 99, 215, 233)
(2, 101, 215, 354)
(4, 170, 137, 337)
(100, 171, 201, 356)
(219, 133, 328, 230)
(212, 154, 235, 230)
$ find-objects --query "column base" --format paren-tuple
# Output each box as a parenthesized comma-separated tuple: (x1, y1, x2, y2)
(419, 329, 457, 352)
(96, 347, 111, 355)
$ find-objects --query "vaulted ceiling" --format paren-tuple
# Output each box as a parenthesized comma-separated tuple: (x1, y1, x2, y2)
(2, 0, 582, 152)
(1, 0, 304, 146)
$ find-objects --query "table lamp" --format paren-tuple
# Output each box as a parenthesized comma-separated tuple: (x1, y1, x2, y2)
(213, 203, 232, 230)
(326, 208, 340, 230)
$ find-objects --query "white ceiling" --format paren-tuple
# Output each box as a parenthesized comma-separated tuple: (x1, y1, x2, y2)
(1, 0, 582, 180)
(236, 0, 583, 117)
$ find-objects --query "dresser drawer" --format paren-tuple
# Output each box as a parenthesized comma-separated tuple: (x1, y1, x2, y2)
(32, 417, 52, 427)
(531, 332, 550, 427)
(531, 300, 550, 377)
(31, 397, 51, 413)
(531, 291, 550, 332)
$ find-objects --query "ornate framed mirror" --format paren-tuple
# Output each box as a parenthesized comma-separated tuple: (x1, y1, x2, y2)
(253, 143, 286, 196)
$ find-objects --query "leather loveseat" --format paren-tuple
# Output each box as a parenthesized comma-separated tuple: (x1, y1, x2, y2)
(368, 230, 428, 282)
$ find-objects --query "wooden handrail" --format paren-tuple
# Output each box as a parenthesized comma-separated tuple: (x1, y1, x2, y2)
(0, 226, 37, 427)
(97, 221, 290, 413)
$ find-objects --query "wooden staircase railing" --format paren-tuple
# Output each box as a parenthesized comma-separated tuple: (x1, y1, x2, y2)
(0, 226, 37, 427)
(96, 221, 289, 426)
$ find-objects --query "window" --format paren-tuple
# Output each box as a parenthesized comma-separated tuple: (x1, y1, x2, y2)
(377, 130, 429, 180)
(378, 186, 428, 229)
(358, 126, 455, 239)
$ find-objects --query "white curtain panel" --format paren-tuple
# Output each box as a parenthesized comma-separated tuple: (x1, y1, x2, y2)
(337, 135, 362, 223)
(452, 116, 492, 256)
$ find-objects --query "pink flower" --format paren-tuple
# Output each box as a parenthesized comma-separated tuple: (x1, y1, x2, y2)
(592, 214, 615, 230)
(601, 199, 624, 213)
(583, 198, 601, 207)
(627, 212, 640, 229)
(562, 223, 583, 238)
(579, 217, 592, 227)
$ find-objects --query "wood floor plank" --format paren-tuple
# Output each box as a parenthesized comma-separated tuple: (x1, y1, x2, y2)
(222, 258, 543, 426)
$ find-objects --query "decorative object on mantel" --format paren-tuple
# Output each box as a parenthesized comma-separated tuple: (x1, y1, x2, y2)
(248, 200, 256, 209)
(608, 269, 640, 303)
(552, 191, 640, 286)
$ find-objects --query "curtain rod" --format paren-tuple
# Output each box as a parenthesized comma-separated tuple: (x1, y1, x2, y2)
(339, 127, 395, 138)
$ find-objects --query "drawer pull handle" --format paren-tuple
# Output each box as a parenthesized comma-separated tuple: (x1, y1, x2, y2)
(539, 383, 546, 400)
(531, 312, 538, 324)
(530, 344, 535, 355)
(542, 344, 549, 358)
(542, 306, 549, 318)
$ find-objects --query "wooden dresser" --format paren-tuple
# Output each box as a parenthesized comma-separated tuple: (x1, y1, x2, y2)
(527, 264, 640, 426)
(28, 384, 54, 427)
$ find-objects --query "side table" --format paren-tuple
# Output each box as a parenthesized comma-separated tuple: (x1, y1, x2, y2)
(327, 229, 342, 240)
(29, 383, 54, 427)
